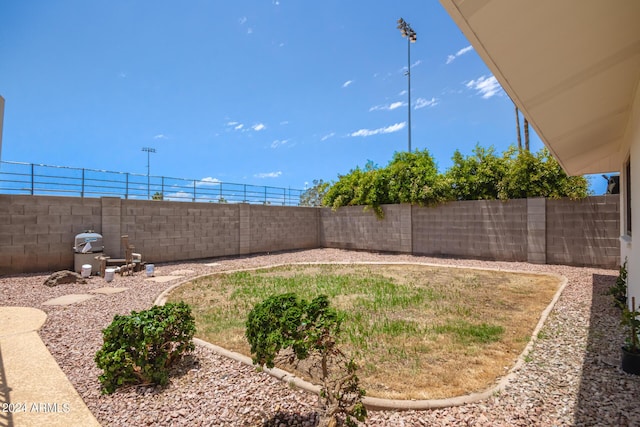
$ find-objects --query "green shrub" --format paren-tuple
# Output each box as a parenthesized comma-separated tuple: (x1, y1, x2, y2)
(246, 293, 366, 427)
(94, 302, 196, 394)
(609, 259, 628, 309)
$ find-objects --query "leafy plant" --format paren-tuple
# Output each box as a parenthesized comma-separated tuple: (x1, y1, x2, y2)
(323, 145, 589, 215)
(246, 293, 367, 427)
(622, 296, 640, 354)
(609, 259, 628, 309)
(498, 147, 590, 200)
(446, 144, 507, 201)
(94, 302, 196, 394)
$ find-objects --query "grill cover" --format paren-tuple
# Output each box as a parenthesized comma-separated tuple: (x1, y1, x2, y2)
(73, 231, 104, 253)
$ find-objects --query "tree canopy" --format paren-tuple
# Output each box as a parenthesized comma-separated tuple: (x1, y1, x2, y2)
(321, 144, 589, 216)
(299, 179, 330, 207)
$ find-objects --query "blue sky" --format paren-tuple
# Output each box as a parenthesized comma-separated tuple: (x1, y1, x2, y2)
(0, 1, 607, 195)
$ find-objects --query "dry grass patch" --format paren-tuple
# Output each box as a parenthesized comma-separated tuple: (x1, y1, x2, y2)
(166, 264, 560, 400)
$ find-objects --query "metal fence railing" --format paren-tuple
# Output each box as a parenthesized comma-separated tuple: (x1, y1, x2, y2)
(0, 160, 305, 206)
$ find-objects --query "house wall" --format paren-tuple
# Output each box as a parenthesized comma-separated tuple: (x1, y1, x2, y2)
(0, 194, 620, 275)
(622, 83, 640, 307)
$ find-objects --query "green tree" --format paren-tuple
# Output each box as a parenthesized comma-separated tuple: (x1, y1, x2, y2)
(323, 144, 589, 212)
(152, 191, 164, 200)
(386, 150, 451, 205)
(323, 149, 451, 216)
(446, 144, 507, 200)
(323, 165, 391, 217)
(300, 179, 330, 207)
(498, 147, 590, 199)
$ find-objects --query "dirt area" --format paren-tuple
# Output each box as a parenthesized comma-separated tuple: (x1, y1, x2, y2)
(168, 263, 561, 400)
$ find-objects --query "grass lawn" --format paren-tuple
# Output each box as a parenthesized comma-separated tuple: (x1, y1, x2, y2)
(166, 263, 561, 400)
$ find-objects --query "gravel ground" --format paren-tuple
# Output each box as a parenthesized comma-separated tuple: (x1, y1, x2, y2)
(2, 248, 639, 426)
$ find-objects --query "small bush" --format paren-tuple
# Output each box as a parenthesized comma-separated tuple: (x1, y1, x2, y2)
(609, 259, 628, 309)
(95, 302, 196, 394)
(246, 293, 367, 427)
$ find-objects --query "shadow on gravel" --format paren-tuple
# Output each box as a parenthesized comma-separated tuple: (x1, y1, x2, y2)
(573, 273, 640, 426)
(169, 354, 201, 379)
(131, 354, 201, 396)
(262, 411, 318, 427)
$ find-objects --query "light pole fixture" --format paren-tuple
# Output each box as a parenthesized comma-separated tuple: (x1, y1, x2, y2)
(397, 17, 417, 152)
(142, 147, 156, 199)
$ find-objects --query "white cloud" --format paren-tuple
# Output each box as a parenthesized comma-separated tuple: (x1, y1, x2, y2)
(466, 75, 502, 99)
(247, 27, 253, 35)
(239, 17, 247, 25)
(197, 177, 221, 186)
(414, 97, 438, 109)
(280, 120, 289, 125)
(227, 121, 246, 131)
(153, 134, 167, 140)
(342, 80, 354, 88)
(271, 139, 289, 148)
(321, 132, 335, 141)
(446, 45, 474, 64)
(164, 191, 191, 202)
(254, 171, 282, 178)
(369, 101, 406, 112)
(252, 123, 266, 131)
(398, 90, 407, 96)
(350, 122, 406, 137)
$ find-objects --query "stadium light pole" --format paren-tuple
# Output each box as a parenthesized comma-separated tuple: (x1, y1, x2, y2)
(142, 147, 156, 199)
(397, 18, 417, 152)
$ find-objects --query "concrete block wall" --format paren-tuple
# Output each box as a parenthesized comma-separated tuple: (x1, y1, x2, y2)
(527, 198, 546, 264)
(319, 204, 412, 253)
(0, 195, 102, 274)
(248, 205, 320, 254)
(119, 199, 240, 263)
(0, 194, 620, 275)
(545, 195, 620, 267)
(412, 199, 528, 261)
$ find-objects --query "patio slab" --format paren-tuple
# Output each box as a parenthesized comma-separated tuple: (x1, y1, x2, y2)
(42, 294, 95, 306)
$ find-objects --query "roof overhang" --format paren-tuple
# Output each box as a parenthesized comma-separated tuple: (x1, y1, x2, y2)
(440, 0, 640, 175)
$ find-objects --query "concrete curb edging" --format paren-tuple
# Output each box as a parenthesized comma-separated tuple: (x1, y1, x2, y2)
(155, 261, 568, 411)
